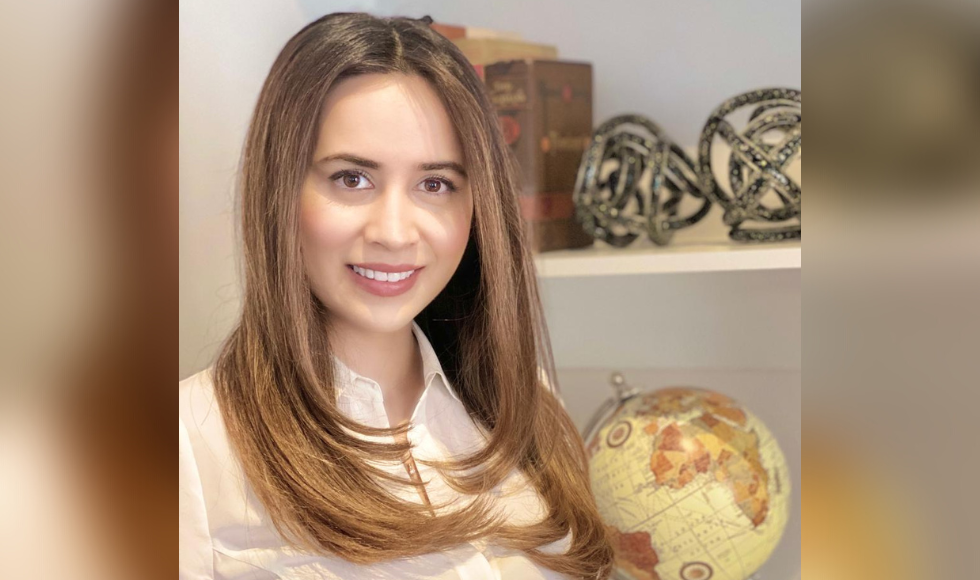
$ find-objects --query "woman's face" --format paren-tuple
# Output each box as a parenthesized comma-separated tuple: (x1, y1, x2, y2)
(300, 73, 474, 334)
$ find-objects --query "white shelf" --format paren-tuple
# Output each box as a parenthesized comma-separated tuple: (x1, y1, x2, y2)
(534, 237, 801, 278)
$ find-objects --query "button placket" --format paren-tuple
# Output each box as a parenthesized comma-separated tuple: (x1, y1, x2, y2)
(403, 452, 434, 512)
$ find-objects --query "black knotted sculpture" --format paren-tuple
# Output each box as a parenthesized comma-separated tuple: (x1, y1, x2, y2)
(698, 88, 802, 242)
(573, 115, 711, 247)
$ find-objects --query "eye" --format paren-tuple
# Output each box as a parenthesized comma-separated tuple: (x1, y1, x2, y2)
(330, 169, 374, 190)
(420, 176, 459, 195)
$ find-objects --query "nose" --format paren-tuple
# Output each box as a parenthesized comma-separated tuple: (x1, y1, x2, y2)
(362, 185, 419, 251)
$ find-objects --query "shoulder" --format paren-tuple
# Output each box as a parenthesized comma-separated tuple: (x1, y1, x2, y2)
(179, 369, 222, 578)
(179, 367, 220, 437)
(179, 367, 236, 475)
(179, 367, 215, 417)
(179, 367, 249, 535)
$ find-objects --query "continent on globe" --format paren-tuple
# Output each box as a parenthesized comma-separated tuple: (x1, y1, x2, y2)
(649, 418, 769, 527)
(634, 387, 747, 426)
(606, 526, 660, 580)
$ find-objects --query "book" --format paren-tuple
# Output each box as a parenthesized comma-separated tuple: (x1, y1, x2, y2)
(429, 22, 521, 41)
(485, 59, 595, 253)
(429, 22, 465, 40)
(450, 38, 557, 66)
(464, 26, 522, 40)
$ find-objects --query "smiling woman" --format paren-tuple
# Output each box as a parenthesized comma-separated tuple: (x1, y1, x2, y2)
(299, 73, 473, 342)
(179, 11, 614, 580)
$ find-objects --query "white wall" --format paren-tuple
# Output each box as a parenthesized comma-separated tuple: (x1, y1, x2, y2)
(299, 0, 802, 147)
(179, 0, 306, 379)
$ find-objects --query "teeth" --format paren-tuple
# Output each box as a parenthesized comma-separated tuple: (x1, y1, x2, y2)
(352, 265, 416, 282)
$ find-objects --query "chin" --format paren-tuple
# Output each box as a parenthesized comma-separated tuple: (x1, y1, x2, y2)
(340, 306, 422, 334)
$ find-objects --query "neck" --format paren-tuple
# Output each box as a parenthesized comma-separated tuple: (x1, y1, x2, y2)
(329, 318, 425, 427)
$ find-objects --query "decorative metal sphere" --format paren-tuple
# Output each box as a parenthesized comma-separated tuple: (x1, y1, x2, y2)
(698, 88, 802, 242)
(574, 115, 711, 247)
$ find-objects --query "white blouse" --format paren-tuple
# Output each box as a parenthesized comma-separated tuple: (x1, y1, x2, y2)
(179, 320, 574, 579)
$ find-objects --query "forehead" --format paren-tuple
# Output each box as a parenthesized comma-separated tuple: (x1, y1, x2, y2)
(315, 73, 463, 164)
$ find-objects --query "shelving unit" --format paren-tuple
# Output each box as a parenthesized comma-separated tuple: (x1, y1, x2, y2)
(534, 225, 801, 580)
(535, 238, 800, 278)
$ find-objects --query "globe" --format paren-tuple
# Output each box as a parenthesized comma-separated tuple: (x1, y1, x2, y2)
(584, 381, 790, 580)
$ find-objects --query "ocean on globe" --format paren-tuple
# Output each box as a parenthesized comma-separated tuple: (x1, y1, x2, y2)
(585, 386, 790, 580)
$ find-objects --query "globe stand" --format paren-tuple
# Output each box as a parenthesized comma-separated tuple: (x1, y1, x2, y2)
(581, 371, 639, 443)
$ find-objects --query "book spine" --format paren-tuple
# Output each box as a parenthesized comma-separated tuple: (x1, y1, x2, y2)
(485, 60, 537, 194)
(486, 60, 595, 252)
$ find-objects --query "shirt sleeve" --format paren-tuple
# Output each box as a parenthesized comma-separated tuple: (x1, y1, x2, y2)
(180, 416, 215, 580)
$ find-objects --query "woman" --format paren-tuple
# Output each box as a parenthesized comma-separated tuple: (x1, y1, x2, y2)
(179, 12, 614, 580)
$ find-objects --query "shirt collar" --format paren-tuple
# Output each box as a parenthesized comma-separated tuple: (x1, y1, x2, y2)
(331, 320, 462, 404)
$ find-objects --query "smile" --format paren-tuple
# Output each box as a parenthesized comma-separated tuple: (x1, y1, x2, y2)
(346, 264, 423, 297)
(350, 265, 417, 282)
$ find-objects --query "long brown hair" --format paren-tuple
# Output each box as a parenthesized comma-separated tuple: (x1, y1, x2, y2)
(212, 12, 613, 578)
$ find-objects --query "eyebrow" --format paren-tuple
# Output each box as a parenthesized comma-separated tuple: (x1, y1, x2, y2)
(318, 153, 468, 178)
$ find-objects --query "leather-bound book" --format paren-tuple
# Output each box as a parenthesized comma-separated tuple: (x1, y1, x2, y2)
(451, 38, 557, 66)
(485, 59, 595, 253)
(429, 22, 465, 40)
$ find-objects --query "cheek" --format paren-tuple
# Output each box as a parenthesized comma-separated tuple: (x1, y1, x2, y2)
(432, 200, 473, 262)
(299, 195, 354, 270)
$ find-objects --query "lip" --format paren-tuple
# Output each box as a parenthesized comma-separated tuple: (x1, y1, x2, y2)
(347, 264, 423, 297)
